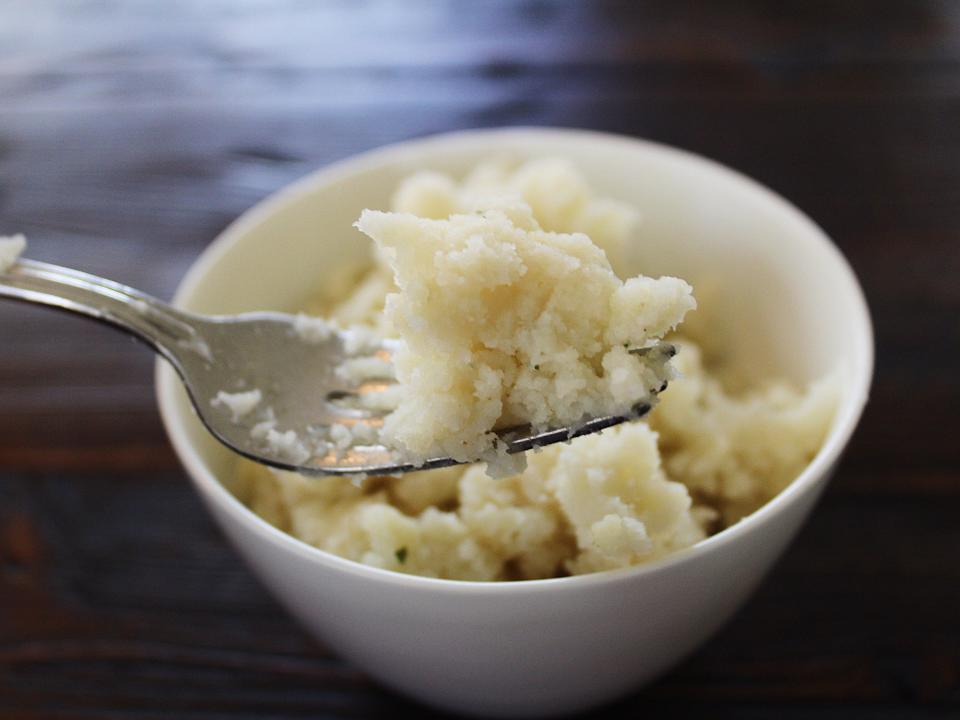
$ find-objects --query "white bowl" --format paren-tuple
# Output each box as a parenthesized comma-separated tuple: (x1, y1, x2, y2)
(156, 128, 873, 717)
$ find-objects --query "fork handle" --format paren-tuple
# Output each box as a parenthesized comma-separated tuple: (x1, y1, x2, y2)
(0, 258, 203, 364)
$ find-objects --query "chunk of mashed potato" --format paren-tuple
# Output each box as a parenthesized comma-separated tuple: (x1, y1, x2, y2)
(355, 202, 694, 473)
(230, 157, 839, 581)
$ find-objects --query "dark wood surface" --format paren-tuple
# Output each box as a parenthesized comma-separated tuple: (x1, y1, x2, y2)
(1, 1, 958, 717)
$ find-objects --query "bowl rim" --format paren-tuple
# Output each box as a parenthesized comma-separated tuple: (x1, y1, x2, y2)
(156, 126, 874, 594)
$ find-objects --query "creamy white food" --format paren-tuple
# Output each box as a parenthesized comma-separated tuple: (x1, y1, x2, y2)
(211, 389, 262, 423)
(0, 234, 27, 273)
(292, 313, 337, 344)
(229, 158, 839, 581)
(250, 413, 312, 466)
(355, 203, 694, 474)
(648, 340, 840, 526)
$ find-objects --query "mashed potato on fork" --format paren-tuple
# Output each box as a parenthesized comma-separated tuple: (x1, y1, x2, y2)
(355, 201, 694, 475)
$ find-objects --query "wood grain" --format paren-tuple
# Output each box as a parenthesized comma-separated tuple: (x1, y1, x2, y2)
(1, 1, 958, 717)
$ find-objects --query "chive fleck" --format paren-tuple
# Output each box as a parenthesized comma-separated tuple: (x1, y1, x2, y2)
(395, 546, 408, 564)
(534, 364, 540, 370)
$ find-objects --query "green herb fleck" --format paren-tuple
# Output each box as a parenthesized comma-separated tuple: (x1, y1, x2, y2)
(533, 364, 540, 371)
(623, 342, 630, 348)
(395, 547, 408, 564)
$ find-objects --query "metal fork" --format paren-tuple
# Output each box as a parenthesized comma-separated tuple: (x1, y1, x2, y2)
(0, 257, 663, 476)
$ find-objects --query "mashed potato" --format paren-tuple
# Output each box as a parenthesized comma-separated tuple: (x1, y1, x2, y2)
(355, 203, 693, 473)
(230, 158, 839, 581)
(0, 235, 27, 273)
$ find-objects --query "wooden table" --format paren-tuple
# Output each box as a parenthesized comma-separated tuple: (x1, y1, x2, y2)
(1, 2, 957, 717)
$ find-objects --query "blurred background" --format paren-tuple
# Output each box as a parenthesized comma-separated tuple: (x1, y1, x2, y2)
(1, 1, 957, 718)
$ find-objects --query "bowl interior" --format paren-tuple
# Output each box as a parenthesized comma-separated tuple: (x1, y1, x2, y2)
(165, 128, 872, 522)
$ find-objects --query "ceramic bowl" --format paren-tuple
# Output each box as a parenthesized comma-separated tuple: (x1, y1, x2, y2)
(156, 128, 873, 717)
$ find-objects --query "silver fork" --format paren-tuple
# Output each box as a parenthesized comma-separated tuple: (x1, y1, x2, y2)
(0, 257, 665, 476)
